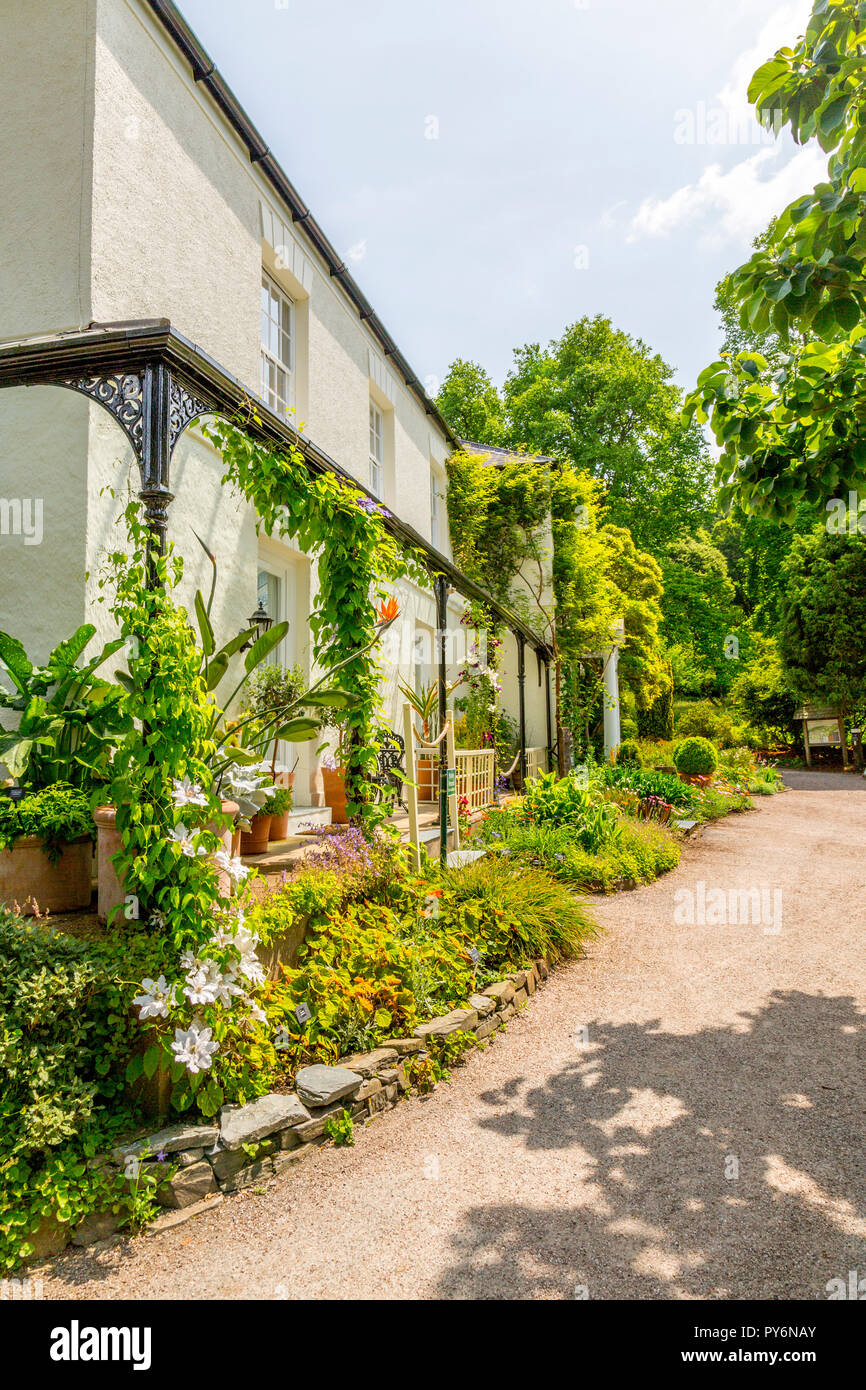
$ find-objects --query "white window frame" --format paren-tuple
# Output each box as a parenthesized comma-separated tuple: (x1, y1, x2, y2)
(260, 271, 295, 414)
(369, 400, 385, 498)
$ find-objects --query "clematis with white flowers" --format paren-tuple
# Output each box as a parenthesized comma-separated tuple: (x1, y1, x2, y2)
(171, 776, 210, 809)
(132, 975, 178, 1019)
(213, 848, 250, 886)
(168, 823, 208, 858)
(171, 1022, 219, 1075)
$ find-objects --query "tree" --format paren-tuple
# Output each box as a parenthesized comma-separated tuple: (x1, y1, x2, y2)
(659, 533, 741, 695)
(435, 359, 506, 445)
(601, 525, 666, 710)
(688, 0, 866, 520)
(503, 316, 716, 555)
(778, 526, 866, 716)
(729, 633, 799, 745)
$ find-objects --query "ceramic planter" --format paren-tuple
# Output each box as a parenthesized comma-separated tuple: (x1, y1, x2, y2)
(240, 811, 272, 855)
(0, 834, 92, 915)
(322, 766, 348, 824)
(94, 801, 239, 924)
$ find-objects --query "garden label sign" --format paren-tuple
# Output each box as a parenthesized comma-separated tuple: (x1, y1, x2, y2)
(446, 768, 457, 796)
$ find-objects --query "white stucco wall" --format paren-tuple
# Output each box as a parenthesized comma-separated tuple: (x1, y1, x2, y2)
(0, 0, 96, 341)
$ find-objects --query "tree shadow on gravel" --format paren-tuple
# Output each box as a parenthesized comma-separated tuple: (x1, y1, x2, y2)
(437, 990, 866, 1300)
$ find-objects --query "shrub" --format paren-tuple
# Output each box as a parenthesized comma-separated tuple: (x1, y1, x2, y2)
(440, 854, 597, 967)
(615, 739, 644, 768)
(674, 736, 719, 776)
(601, 765, 696, 809)
(0, 910, 169, 1268)
(495, 818, 680, 893)
(0, 783, 95, 861)
(521, 770, 621, 852)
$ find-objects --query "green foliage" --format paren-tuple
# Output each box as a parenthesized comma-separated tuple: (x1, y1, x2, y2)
(260, 849, 597, 1074)
(435, 359, 506, 445)
(636, 659, 674, 740)
(205, 416, 426, 827)
(601, 764, 696, 809)
(323, 1108, 355, 1147)
(503, 317, 716, 553)
(0, 909, 168, 1269)
(520, 770, 621, 852)
(615, 739, 643, 768)
(674, 700, 738, 745)
(440, 853, 598, 966)
(674, 736, 720, 776)
(0, 626, 129, 789)
(0, 783, 94, 861)
(730, 634, 799, 745)
(777, 527, 866, 714)
(601, 526, 666, 708)
(483, 816, 680, 894)
(263, 786, 293, 817)
(687, 1, 866, 518)
(659, 533, 740, 694)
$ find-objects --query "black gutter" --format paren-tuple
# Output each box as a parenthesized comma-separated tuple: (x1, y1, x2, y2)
(144, 0, 461, 447)
(0, 322, 551, 654)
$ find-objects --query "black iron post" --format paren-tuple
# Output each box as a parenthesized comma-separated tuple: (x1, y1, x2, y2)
(139, 363, 174, 579)
(517, 633, 527, 788)
(435, 573, 449, 867)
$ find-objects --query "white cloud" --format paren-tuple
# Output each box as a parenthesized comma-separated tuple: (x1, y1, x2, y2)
(628, 1, 825, 247)
(345, 238, 368, 263)
(627, 143, 828, 246)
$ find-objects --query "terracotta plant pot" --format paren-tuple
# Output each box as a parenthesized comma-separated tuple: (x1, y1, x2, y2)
(95, 801, 239, 924)
(240, 812, 272, 855)
(415, 756, 439, 802)
(268, 773, 295, 841)
(322, 766, 348, 825)
(0, 834, 93, 915)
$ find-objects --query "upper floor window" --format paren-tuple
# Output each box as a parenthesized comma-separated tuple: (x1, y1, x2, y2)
(430, 468, 441, 549)
(260, 272, 294, 414)
(369, 401, 385, 497)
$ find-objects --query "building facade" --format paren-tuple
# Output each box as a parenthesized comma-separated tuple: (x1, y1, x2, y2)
(0, 0, 550, 804)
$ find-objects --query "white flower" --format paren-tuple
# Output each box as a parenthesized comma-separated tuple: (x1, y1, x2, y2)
(170, 1023, 218, 1075)
(245, 999, 267, 1024)
(168, 823, 207, 857)
(183, 957, 226, 1006)
(213, 849, 250, 885)
(148, 910, 167, 930)
(171, 777, 209, 809)
(132, 975, 177, 1020)
(239, 949, 265, 986)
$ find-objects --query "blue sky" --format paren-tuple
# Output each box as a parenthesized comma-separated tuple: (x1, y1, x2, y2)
(178, 0, 824, 395)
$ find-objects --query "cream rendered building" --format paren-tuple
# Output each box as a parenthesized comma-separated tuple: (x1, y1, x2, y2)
(0, 0, 551, 806)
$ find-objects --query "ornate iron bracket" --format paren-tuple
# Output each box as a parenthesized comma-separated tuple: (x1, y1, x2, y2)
(62, 373, 145, 456)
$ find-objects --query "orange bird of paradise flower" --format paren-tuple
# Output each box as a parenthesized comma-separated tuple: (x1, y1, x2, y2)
(377, 596, 399, 623)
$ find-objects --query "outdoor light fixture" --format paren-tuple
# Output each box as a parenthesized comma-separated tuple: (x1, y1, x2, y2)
(240, 601, 273, 650)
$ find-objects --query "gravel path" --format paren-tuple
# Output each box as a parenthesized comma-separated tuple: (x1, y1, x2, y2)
(42, 771, 866, 1301)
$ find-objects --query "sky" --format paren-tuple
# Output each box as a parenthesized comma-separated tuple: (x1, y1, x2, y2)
(177, 0, 824, 396)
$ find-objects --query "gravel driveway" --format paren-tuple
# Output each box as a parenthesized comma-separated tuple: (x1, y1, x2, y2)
(42, 770, 866, 1300)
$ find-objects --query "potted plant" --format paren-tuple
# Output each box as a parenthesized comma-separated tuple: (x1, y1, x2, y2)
(264, 784, 294, 840)
(398, 677, 460, 802)
(321, 749, 348, 825)
(247, 662, 305, 780)
(0, 783, 95, 914)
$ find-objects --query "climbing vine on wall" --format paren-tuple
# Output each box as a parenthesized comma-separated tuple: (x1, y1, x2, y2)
(204, 414, 429, 824)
